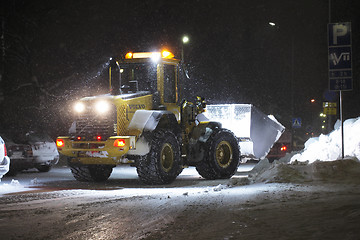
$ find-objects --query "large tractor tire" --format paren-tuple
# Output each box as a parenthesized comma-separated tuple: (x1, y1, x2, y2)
(69, 164, 113, 182)
(196, 129, 240, 180)
(136, 130, 183, 184)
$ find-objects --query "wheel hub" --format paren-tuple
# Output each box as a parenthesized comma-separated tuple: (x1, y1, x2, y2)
(216, 141, 233, 168)
(160, 143, 174, 172)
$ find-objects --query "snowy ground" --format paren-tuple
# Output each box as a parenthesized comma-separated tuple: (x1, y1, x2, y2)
(1, 117, 359, 239)
(0, 160, 359, 240)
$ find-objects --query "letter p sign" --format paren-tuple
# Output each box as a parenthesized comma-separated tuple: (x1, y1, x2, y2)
(329, 23, 351, 46)
(333, 24, 347, 45)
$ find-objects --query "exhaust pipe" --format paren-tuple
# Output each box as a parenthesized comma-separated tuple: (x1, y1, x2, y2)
(109, 58, 121, 95)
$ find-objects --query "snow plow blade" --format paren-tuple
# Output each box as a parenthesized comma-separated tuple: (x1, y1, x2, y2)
(204, 104, 285, 159)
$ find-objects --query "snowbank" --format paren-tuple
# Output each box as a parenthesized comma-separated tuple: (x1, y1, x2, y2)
(0, 179, 25, 195)
(242, 117, 360, 185)
(291, 117, 360, 163)
(248, 157, 360, 184)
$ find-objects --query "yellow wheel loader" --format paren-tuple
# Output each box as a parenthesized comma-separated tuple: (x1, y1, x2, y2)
(56, 50, 283, 184)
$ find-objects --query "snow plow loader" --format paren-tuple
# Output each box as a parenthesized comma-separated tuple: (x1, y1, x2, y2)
(56, 50, 283, 184)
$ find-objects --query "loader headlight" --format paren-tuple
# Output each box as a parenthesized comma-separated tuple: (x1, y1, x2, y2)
(95, 100, 110, 114)
(74, 102, 85, 113)
(151, 52, 161, 62)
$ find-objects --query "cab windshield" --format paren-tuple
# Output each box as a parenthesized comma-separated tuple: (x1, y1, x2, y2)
(120, 63, 157, 93)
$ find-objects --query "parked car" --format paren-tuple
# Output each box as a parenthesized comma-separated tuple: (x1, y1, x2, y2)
(0, 136, 10, 179)
(26, 131, 59, 172)
(4, 136, 34, 176)
(266, 130, 292, 162)
(2, 131, 59, 176)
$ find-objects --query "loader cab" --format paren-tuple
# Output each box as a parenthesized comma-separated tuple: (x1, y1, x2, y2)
(115, 51, 180, 110)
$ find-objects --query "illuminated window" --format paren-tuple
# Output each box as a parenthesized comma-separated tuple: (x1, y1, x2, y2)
(120, 63, 157, 93)
(163, 64, 176, 103)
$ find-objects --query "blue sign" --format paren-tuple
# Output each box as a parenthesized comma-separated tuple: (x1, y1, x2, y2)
(329, 78, 353, 91)
(324, 90, 337, 102)
(328, 22, 352, 91)
(292, 118, 302, 129)
(328, 22, 351, 46)
(328, 47, 351, 70)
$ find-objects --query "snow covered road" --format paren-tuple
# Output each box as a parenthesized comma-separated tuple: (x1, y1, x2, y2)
(1, 163, 360, 240)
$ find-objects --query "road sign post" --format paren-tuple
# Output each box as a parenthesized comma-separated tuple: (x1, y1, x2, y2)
(328, 22, 352, 159)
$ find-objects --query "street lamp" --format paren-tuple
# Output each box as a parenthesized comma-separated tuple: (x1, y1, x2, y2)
(268, 21, 294, 117)
(181, 35, 189, 62)
(268, 21, 295, 147)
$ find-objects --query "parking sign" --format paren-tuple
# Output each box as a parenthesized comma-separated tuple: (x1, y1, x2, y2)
(328, 22, 352, 91)
(328, 22, 351, 46)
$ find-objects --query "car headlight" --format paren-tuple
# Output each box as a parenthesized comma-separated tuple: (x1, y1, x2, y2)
(74, 102, 85, 113)
(95, 100, 110, 114)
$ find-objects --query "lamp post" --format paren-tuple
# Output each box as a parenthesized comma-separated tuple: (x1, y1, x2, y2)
(181, 35, 189, 62)
(268, 22, 295, 148)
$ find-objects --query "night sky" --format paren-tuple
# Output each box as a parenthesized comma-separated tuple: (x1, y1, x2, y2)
(0, 0, 359, 138)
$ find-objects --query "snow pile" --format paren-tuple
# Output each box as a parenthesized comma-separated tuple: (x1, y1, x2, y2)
(248, 157, 360, 184)
(291, 117, 360, 163)
(0, 179, 25, 195)
(245, 117, 360, 184)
